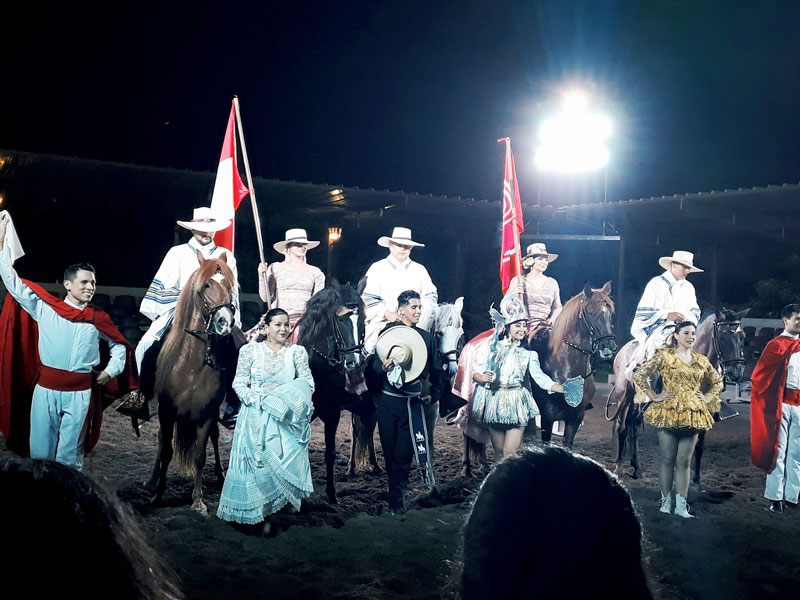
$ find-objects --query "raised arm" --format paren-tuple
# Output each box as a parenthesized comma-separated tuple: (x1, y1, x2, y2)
(0, 215, 45, 320)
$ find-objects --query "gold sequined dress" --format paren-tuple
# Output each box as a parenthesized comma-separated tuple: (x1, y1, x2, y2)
(633, 348, 723, 431)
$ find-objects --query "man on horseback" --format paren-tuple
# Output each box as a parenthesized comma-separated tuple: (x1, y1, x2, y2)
(627, 250, 702, 376)
(371, 290, 445, 515)
(361, 227, 438, 353)
(118, 207, 241, 423)
(0, 213, 133, 469)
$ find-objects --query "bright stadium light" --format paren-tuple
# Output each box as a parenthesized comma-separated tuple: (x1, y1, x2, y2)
(535, 92, 612, 173)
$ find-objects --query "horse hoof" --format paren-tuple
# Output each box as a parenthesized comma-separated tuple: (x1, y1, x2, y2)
(369, 464, 384, 476)
(143, 479, 158, 493)
(631, 469, 641, 480)
(192, 500, 209, 515)
(691, 481, 706, 493)
(326, 490, 338, 504)
(151, 496, 165, 508)
(460, 466, 472, 478)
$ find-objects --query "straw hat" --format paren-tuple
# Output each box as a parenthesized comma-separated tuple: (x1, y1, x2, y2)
(375, 325, 428, 383)
(522, 242, 558, 263)
(273, 228, 320, 253)
(176, 207, 231, 233)
(377, 227, 425, 248)
(658, 250, 704, 273)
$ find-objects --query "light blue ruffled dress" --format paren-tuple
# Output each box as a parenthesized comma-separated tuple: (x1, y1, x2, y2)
(470, 339, 556, 426)
(217, 341, 315, 524)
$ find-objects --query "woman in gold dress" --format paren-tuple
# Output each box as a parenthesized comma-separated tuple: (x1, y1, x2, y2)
(634, 321, 723, 518)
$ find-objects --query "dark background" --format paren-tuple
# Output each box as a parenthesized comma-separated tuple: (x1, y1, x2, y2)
(2, 1, 799, 328)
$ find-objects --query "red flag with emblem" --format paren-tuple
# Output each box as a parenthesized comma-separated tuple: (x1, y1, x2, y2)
(498, 137, 524, 293)
(210, 102, 250, 252)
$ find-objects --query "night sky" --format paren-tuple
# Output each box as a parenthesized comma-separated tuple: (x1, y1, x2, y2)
(3, 1, 799, 206)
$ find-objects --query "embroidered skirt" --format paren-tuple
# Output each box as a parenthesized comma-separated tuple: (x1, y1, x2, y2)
(471, 386, 540, 427)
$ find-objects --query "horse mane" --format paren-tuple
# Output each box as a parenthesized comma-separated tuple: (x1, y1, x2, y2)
(549, 284, 614, 352)
(699, 307, 736, 323)
(297, 279, 365, 351)
(155, 257, 236, 387)
(432, 303, 463, 331)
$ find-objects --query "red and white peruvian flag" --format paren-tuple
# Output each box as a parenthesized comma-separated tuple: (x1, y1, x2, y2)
(211, 101, 250, 252)
(498, 137, 524, 294)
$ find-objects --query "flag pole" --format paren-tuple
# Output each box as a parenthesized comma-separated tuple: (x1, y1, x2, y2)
(232, 96, 271, 306)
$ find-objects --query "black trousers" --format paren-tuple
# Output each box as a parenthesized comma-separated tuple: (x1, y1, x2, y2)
(377, 393, 417, 509)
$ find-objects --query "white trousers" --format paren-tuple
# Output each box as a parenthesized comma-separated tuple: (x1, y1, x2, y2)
(29, 384, 91, 470)
(765, 402, 800, 503)
(135, 312, 172, 372)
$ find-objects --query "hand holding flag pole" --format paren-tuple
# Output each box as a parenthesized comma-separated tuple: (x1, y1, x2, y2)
(232, 97, 271, 307)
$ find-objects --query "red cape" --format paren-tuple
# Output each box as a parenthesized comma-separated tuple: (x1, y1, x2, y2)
(0, 280, 138, 457)
(750, 334, 800, 472)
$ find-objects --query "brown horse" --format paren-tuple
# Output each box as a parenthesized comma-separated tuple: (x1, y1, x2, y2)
(532, 281, 616, 447)
(607, 307, 748, 479)
(148, 252, 238, 513)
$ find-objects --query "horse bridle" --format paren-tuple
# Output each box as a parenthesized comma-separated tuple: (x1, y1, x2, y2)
(309, 304, 364, 368)
(562, 299, 615, 357)
(712, 319, 746, 377)
(185, 282, 236, 371)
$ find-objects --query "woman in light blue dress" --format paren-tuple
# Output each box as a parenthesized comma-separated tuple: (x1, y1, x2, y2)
(217, 308, 315, 524)
(471, 291, 564, 458)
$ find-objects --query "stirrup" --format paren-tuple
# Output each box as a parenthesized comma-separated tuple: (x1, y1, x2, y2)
(115, 390, 151, 421)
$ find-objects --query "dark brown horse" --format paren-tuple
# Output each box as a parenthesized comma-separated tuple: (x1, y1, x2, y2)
(532, 281, 616, 447)
(607, 307, 748, 479)
(148, 253, 238, 513)
(297, 281, 380, 503)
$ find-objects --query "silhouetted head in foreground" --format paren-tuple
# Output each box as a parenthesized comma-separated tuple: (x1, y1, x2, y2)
(459, 447, 652, 599)
(0, 457, 184, 600)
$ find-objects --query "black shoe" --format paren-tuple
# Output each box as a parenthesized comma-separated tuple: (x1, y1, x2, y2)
(767, 500, 784, 513)
(784, 500, 798, 510)
(221, 406, 239, 430)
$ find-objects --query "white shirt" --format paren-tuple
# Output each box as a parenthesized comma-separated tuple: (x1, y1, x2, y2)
(361, 255, 438, 351)
(0, 245, 125, 378)
(140, 237, 240, 327)
(631, 270, 700, 344)
(780, 330, 800, 390)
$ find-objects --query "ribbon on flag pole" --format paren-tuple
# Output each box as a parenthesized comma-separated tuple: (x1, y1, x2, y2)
(497, 137, 525, 294)
(210, 101, 250, 253)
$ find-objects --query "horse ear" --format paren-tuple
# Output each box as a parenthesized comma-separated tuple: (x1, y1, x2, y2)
(219, 252, 228, 264)
(601, 280, 612, 295)
(356, 276, 368, 295)
(454, 296, 464, 313)
(715, 308, 726, 321)
(196, 250, 205, 264)
(735, 308, 751, 320)
(582, 282, 593, 299)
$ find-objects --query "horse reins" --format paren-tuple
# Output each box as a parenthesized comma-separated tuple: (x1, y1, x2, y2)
(563, 299, 615, 357)
(309, 305, 364, 368)
(184, 281, 236, 371)
(711, 318, 746, 378)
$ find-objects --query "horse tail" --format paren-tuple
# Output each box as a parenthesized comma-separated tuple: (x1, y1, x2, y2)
(173, 421, 198, 477)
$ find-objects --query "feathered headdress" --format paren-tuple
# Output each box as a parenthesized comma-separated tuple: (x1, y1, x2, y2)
(486, 290, 528, 372)
(489, 290, 527, 327)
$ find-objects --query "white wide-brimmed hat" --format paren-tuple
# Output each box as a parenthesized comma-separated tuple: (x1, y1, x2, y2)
(375, 325, 428, 383)
(522, 242, 558, 263)
(273, 228, 320, 253)
(658, 250, 704, 273)
(176, 207, 231, 233)
(377, 227, 425, 248)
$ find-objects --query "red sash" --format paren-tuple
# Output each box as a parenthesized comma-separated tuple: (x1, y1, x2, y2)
(38, 365, 93, 392)
(783, 388, 800, 407)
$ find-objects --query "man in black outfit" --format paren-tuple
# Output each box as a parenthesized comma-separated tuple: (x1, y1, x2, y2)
(372, 290, 445, 515)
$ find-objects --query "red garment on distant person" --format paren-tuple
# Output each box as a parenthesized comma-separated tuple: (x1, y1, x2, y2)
(0, 279, 138, 457)
(750, 335, 800, 472)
